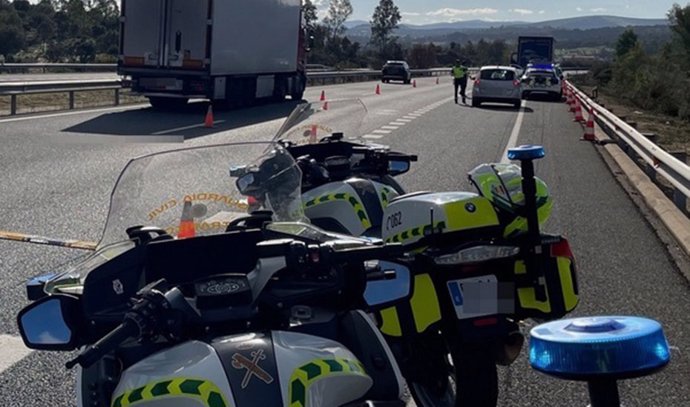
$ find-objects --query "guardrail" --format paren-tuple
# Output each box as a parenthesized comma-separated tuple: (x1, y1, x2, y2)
(566, 80, 690, 216)
(0, 69, 459, 116)
(0, 63, 117, 73)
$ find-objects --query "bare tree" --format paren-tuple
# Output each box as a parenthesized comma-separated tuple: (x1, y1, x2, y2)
(323, 0, 352, 41)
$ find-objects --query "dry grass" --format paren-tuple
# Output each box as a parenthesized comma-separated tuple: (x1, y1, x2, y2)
(0, 89, 148, 116)
(579, 85, 690, 156)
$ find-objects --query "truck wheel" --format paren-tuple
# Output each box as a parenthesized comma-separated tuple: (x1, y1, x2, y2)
(148, 97, 188, 110)
(290, 76, 306, 101)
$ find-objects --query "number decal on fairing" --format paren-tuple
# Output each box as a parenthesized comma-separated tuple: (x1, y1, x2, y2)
(386, 212, 402, 231)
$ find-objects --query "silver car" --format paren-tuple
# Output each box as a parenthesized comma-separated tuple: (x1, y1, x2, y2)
(471, 66, 522, 108)
(520, 68, 563, 100)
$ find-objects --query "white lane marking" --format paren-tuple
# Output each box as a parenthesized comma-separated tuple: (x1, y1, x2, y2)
(0, 104, 149, 124)
(0, 335, 32, 373)
(390, 122, 406, 126)
(363, 134, 384, 139)
(381, 125, 398, 130)
(401, 116, 416, 120)
(151, 120, 226, 135)
(500, 100, 527, 164)
(372, 129, 392, 134)
(408, 113, 422, 117)
(397, 119, 412, 123)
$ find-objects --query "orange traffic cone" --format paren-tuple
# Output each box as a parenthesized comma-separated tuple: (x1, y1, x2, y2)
(436, 77, 440, 85)
(375, 84, 381, 95)
(583, 107, 596, 141)
(204, 104, 214, 128)
(309, 124, 318, 143)
(322, 101, 329, 111)
(413, 79, 417, 88)
(177, 200, 196, 238)
(320, 90, 326, 101)
(568, 92, 576, 112)
(573, 98, 584, 122)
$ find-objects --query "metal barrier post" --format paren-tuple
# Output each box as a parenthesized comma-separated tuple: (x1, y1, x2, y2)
(10, 94, 17, 116)
(69, 91, 75, 110)
(114, 88, 120, 106)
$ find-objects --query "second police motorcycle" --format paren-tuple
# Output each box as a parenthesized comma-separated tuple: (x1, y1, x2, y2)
(257, 99, 580, 407)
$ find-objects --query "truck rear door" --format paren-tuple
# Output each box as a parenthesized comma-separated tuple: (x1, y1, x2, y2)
(163, 0, 210, 70)
(121, 0, 165, 67)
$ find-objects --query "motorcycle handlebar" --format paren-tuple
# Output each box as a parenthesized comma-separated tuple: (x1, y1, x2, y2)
(66, 318, 139, 369)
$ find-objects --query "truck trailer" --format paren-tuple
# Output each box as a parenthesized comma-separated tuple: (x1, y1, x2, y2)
(511, 36, 555, 69)
(118, 0, 308, 109)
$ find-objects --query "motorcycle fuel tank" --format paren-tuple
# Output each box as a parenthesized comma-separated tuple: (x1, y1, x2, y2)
(303, 178, 398, 237)
(109, 331, 371, 407)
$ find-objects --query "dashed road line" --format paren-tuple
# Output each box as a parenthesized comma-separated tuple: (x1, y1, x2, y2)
(0, 335, 32, 374)
(373, 129, 392, 134)
(381, 125, 399, 130)
(501, 100, 527, 164)
(390, 122, 407, 126)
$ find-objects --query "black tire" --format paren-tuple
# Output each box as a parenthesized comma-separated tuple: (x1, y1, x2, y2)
(290, 74, 306, 100)
(472, 98, 481, 107)
(148, 96, 188, 110)
(404, 332, 457, 407)
(522, 91, 530, 100)
(406, 333, 498, 407)
(449, 341, 498, 407)
(513, 99, 522, 109)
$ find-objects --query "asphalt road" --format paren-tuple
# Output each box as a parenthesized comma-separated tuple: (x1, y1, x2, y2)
(0, 77, 688, 406)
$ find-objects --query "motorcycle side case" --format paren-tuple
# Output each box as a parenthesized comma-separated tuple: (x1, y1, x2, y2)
(108, 331, 372, 407)
(381, 191, 501, 247)
(303, 178, 399, 237)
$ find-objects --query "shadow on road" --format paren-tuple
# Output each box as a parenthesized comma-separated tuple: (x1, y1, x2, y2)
(474, 104, 534, 113)
(62, 99, 302, 140)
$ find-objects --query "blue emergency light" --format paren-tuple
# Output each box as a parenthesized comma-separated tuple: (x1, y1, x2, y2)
(529, 316, 670, 407)
(507, 145, 545, 161)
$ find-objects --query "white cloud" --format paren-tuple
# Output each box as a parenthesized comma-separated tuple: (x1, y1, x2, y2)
(538, 10, 546, 15)
(425, 7, 499, 20)
(576, 7, 583, 12)
(401, 11, 421, 16)
(510, 8, 534, 15)
(590, 8, 607, 13)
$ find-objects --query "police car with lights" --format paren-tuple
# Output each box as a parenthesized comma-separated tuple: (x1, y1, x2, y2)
(520, 64, 563, 101)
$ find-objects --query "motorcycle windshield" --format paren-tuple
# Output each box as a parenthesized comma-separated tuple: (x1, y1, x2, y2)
(99, 142, 304, 246)
(272, 99, 367, 146)
(45, 142, 304, 294)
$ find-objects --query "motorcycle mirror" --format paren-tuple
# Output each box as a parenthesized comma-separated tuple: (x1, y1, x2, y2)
(363, 261, 411, 307)
(17, 295, 81, 350)
(388, 160, 410, 176)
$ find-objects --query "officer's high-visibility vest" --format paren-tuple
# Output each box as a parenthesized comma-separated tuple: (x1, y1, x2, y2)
(452, 66, 467, 79)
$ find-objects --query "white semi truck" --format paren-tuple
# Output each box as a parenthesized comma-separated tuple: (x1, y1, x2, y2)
(118, 0, 308, 109)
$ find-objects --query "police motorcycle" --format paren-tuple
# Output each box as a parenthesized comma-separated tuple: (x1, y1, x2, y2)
(259, 99, 580, 407)
(16, 142, 411, 407)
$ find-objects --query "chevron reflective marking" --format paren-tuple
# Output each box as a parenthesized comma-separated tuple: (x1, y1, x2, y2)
(288, 358, 368, 407)
(111, 377, 230, 407)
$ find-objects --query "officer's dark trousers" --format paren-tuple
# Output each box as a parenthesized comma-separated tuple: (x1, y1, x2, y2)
(454, 78, 468, 103)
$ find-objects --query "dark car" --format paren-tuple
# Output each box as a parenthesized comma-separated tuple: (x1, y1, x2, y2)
(381, 60, 412, 84)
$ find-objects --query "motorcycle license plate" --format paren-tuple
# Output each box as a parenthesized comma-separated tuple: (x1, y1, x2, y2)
(447, 275, 499, 320)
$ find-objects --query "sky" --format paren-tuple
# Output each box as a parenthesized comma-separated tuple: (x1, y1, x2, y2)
(312, 0, 683, 25)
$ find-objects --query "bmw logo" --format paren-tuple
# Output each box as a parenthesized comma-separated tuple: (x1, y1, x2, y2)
(465, 203, 476, 213)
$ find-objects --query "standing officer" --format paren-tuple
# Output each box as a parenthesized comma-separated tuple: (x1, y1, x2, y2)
(452, 59, 469, 104)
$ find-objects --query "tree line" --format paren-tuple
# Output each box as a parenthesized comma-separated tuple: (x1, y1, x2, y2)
(583, 4, 690, 121)
(303, 0, 511, 69)
(0, 0, 119, 63)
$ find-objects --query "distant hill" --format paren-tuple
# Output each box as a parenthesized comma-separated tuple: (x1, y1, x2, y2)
(343, 15, 668, 39)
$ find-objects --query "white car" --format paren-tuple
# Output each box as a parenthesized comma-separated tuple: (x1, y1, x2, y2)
(471, 66, 522, 108)
(521, 67, 563, 100)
